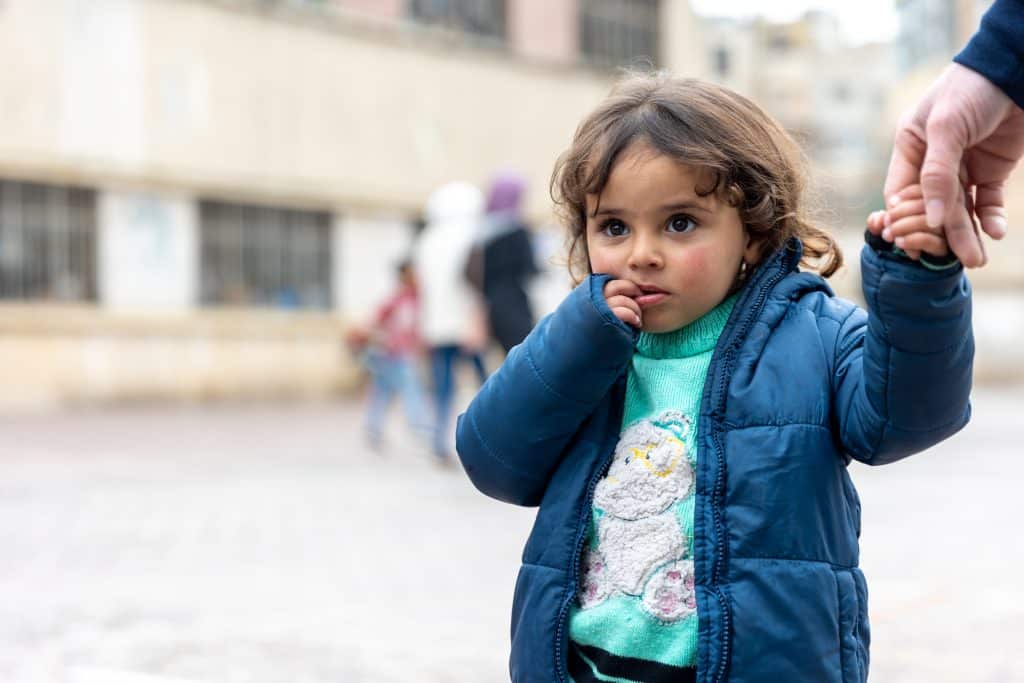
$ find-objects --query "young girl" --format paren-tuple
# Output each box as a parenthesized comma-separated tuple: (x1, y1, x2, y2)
(455, 74, 973, 683)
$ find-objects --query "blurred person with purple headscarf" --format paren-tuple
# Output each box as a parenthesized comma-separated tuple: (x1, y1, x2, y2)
(466, 170, 539, 353)
(415, 181, 489, 462)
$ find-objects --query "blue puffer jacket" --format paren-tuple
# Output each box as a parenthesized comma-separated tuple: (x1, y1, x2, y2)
(456, 239, 973, 683)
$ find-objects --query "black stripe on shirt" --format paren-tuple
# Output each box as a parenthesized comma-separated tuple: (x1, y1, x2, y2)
(569, 641, 697, 683)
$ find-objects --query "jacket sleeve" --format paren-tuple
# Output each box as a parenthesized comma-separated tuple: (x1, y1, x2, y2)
(954, 0, 1024, 108)
(832, 246, 973, 465)
(455, 274, 637, 506)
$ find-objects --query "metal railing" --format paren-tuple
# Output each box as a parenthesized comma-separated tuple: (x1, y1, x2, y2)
(0, 180, 97, 302)
(199, 200, 333, 310)
(580, 0, 659, 68)
(408, 0, 506, 41)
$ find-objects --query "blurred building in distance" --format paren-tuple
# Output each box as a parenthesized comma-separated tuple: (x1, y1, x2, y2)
(886, 0, 1023, 379)
(703, 12, 895, 236)
(701, 0, 1023, 381)
(894, 0, 990, 73)
(886, 0, 1024, 293)
(0, 0, 704, 408)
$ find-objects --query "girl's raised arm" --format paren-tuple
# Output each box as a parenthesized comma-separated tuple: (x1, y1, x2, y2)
(831, 244, 972, 464)
(456, 274, 636, 505)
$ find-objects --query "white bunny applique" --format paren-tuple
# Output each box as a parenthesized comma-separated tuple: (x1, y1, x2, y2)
(578, 410, 698, 623)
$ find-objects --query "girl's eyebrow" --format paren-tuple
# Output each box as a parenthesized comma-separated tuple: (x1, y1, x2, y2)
(659, 200, 712, 214)
(592, 199, 711, 218)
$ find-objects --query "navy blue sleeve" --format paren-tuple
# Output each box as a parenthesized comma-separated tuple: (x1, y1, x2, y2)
(954, 0, 1024, 108)
(832, 246, 973, 465)
(455, 274, 637, 506)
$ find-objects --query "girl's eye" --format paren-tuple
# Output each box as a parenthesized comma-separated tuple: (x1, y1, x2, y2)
(667, 215, 697, 234)
(601, 220, 629, 237)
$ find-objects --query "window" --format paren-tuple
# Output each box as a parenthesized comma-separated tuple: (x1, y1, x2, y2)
(200, 200, 333, 310)
(580, 0, 659, 68)
(0, 179, 97, 301)
(408, 0, 506, 41)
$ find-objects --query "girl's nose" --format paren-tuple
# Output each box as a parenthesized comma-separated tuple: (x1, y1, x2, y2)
(627, 236, 663, 269)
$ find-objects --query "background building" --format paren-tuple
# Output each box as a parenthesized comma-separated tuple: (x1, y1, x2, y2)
(0, 0, 703, 408)
(885, 0, 1024, 378)
(888, 0, 1022, 286)
(1, 0, 1020, 410)
(704, 12, 895, 237)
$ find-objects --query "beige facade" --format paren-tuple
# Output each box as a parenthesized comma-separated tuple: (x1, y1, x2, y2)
(887, 0, 1023, 290)
(509, 0, 579, 64)
(0, 0, 702, 409)
(0, 303, 357, 409)
(879, 0, 1024, 381)
(0, 0, 619, 215)
(702, 14, 895, 236)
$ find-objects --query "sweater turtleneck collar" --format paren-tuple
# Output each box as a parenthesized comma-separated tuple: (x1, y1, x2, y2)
(635, 294, 738, 360)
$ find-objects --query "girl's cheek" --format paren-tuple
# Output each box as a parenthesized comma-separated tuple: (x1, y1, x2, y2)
(588, 250, 617, 276)
(677, 250, 709, 282)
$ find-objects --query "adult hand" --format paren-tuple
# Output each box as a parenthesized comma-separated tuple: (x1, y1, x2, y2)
(884, 63, 1024, 267)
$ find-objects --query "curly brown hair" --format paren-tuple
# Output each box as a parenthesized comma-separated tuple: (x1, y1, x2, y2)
(551, 72, 842, 284)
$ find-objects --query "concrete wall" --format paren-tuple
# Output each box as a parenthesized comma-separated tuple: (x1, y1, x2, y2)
(0, 304, 354, 410)
(0, 0, 619, 216)
(98, 190, 198, 312)
(510, 0, 578, 64)
(336, 215, 416, 322)
(0, 0, 705, 409)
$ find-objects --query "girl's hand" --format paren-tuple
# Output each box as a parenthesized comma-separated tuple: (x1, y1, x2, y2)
(866, 205, 927, 259)
(882, 184, 954, 258)
(603, 279, 643, 328)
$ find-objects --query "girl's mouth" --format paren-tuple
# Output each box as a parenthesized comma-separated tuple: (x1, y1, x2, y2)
(635, 286, 669, 308)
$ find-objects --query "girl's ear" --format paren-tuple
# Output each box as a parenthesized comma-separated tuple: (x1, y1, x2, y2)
(742, 232, 761, 266)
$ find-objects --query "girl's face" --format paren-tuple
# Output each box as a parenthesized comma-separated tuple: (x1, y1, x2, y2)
(585, 143, 760, 333)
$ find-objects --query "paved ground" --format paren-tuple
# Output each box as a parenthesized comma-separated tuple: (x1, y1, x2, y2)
(0, 386, 1021, 682)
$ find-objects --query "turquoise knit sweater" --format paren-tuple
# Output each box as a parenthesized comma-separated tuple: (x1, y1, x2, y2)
(568, 295, 737, 679)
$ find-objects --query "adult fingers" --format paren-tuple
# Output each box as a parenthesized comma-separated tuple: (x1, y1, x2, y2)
(883, 119, 927, 202)
(975, 182, 1008, 240)
(944, 199, 986, 267)
(921, 108, 985, 266)
(921, 106, 969, 228)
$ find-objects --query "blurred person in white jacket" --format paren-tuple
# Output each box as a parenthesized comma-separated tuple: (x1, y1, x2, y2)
(415, 181, 489, 462)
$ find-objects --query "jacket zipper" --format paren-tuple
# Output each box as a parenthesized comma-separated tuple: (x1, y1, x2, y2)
(555, 376, 627, 683)
(705, 245, 799, 683)
(552, 244, 798, 683)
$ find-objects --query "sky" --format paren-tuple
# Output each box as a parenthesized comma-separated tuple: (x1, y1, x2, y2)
(689, 0, 899, 46)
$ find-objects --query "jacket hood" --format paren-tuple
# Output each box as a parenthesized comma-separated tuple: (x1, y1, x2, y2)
(762, 238, 834, 303)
